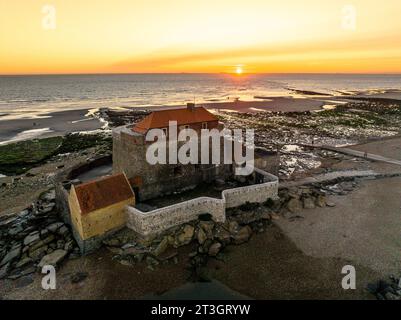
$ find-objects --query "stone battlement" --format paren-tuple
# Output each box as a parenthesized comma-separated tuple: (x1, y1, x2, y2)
(126, 168, 278, 236)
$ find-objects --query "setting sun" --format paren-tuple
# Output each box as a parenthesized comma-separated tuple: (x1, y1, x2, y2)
(236, 66, 243, 75)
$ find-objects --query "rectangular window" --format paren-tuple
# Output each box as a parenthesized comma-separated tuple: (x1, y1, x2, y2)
(202, 122, 208, 129)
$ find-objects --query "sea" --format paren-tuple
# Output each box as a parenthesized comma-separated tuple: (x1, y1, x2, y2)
(1, 73, 401, 120)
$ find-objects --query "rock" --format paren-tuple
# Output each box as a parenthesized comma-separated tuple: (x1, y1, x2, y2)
(326, 201, 336, 207)
(157, 249, 178, 262)
(232, 226, 252, 245)
(270, 213, 280, 220)
(214, 228, 231, 245)
(0, 215, 18, 227)
(8, 224, 24, 236)
(146, 256, 159, 266)
(39, 203, 55, 214)
(199, 221, 214, 238)
(29, 245, 48, 260)
(40, 189, 56, 202)
(56, 240, 65, 249)
(0, 246, 21, 266)
(70, 272, 88, 284)
(153, 237, 169, 257)
(176, 225, 194, 246)
(38, 249, 67, 268)
(261, 212, 271, 220)
(287, 198, 302, 213)
(264, 198, 281, 211)
(57, 225, 69, 237)
(196, 227, 207, 245)
(46, 222, 64, 233)
(18, 210, 30, 218)
(303, 197, 316, 209)
(385, 292, 400, 300)
(102, 237, 121, 247)
(208, 242, 222, 256)
(14, 275, 34, 288)
(228, 221, 239, 234)
(64, 240, 75, 252)
(29, 235, 55, 252)
(107, 246, 123, 255)
(15, 257, 33, 269)
(23, 231, 40, 246)
(315, 195, 326, 207)
(0, 263, 10, 279)
(123, 246, 147, 256)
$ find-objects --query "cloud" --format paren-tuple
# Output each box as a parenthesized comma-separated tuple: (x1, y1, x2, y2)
(110, 33, 401, 72)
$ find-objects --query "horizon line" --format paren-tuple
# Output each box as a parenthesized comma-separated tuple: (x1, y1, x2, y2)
(2, 72, 401, 76)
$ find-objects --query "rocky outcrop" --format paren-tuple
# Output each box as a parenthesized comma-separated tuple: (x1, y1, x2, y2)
(105, 201, 278, 273)
(0, 189, 79, 280)
(368, 275, 401, 300)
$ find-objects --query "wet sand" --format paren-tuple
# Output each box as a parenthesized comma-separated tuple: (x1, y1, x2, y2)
(210, 225, 378, 300)
(0, 97, 327, 144)
(203, 97, 326, 113)
(0, 109, 103, 144)
(0, 225, 377, 300)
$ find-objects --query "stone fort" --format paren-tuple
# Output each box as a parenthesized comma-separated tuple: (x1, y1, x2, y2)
(56, 103, 279, 253)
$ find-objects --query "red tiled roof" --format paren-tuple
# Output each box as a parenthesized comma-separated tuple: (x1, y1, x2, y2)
(133, 107, 218, 133)
(73, 173, 134, 215)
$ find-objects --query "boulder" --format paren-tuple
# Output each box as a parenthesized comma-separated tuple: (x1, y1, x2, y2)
(208, 242, 222, 257)
(232, 226, 252, 245)
(287, 198, 302, 213)
(303, 197, 316, 209)
(0, 246, 21, 266)
(199, 221, 214, 238)
(196, 227, 207, 245)
(23, 231, 40, 246)
(176, 225, 194, 246)
(64, 240, 75, 252)
(153, 237, 169, 257)
(38, 249, 67, 268)
(0, 263, 10, 279)
(29, 245, 48, 260)
(29, 235, 55, 252)
(46, 222, 64, 233)
(40, 189, 56, 202)
(315, 195, 326, 207)
(214, 228, 231, 245)
(15, 257, 33, 269)
(326, 201, 336, 207)
(228, 221, 239, 234)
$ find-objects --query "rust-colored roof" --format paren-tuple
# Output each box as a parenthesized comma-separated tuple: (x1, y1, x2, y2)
(133, 106, 218, 133)
(73, 173, 134, 215)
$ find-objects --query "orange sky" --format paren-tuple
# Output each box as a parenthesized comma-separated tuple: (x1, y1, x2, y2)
(1, 0, 401, 74)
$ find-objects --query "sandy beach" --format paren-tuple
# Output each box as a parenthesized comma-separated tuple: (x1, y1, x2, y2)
(0, 109, 104, 144)
(0, 97, 328, 145)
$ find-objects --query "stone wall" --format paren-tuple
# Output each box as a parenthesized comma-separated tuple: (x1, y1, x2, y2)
(126, 169, 278, 236)
(127, 197, 226, 236)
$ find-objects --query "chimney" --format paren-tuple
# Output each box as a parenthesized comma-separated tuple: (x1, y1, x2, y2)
(187, 102, 195, 111)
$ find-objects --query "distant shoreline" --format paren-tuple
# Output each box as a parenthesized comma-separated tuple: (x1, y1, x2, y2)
(1, 88, 401, 145)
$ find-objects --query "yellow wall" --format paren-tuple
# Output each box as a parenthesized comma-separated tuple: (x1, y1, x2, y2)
(69, 186, 135, 240)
